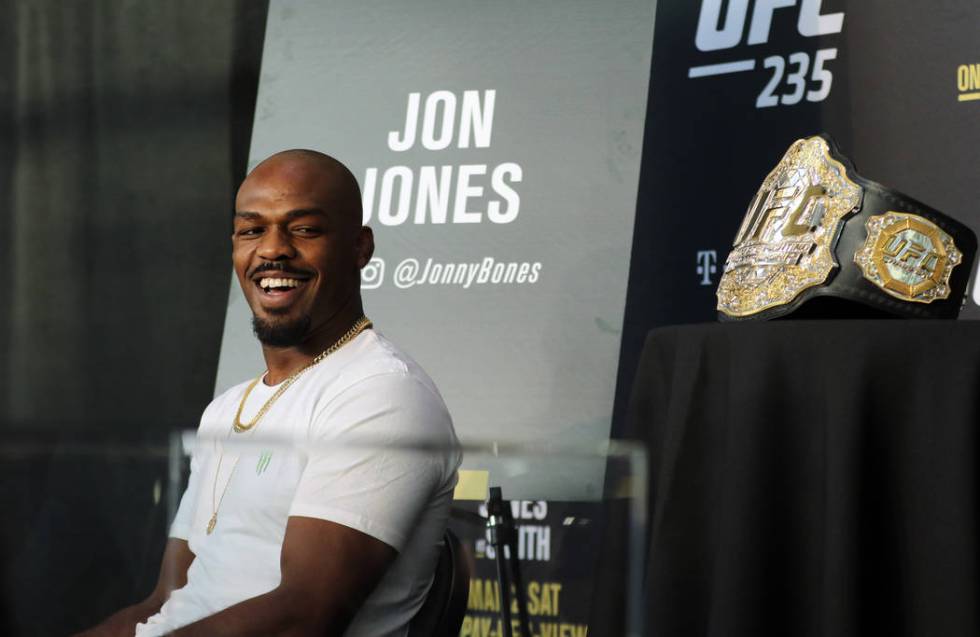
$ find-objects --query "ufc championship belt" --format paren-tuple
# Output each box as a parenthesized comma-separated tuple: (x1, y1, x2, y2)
(717, 134, 977, 320)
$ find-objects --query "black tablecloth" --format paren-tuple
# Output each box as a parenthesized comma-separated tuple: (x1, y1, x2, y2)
(626, 320, 980, 637)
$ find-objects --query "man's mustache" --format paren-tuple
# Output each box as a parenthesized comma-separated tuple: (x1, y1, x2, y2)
(248, 262, 314, 278)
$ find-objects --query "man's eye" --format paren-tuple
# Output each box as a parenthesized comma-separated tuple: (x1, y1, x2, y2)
(293, 226, 322, 235)
(237, 227, 262, 236)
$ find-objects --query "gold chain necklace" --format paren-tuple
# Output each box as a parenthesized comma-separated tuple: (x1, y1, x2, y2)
(234, 316, 373, 432)
(206, 316, 373, 535)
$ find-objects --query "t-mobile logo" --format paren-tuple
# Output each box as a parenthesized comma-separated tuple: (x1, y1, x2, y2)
(697, 250, 718, 286)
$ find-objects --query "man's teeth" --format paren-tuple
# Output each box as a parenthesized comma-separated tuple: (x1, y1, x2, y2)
(259, 278, 303, 289)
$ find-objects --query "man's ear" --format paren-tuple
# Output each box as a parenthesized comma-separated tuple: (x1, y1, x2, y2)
(355, 226, 375, 268)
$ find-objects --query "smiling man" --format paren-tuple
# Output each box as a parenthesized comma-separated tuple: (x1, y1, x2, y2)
(78, 150, 461, 637)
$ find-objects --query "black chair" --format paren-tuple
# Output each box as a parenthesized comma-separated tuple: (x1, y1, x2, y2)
(408, 528, 471, 637)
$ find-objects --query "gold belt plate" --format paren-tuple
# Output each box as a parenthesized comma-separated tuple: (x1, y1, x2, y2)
(717, 136, 863, 317)
(854, 212, 962, 303)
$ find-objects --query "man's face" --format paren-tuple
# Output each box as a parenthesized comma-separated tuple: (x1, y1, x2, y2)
(232, 157, 372, 347)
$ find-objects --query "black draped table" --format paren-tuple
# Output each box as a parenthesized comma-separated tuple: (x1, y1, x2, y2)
(626, 320, 980, 637)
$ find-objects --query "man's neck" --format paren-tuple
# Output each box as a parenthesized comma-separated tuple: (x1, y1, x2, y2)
(260, 305, 364, 385)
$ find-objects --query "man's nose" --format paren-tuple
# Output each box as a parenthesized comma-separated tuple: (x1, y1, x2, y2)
(256, 226, 297, 260)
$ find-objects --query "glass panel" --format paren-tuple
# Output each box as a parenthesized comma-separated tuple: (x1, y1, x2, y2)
(0, 431, 645, 637)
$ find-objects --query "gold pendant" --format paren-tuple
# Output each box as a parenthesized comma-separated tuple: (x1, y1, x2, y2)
(207, 513, 217, 535)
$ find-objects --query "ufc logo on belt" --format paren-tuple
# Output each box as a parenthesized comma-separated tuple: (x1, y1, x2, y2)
(735, 171, 826, 246)
(882, 235, 940, 275)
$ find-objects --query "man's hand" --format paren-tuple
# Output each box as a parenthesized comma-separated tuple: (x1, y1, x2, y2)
(72, 538, 195, 637)
(72, 600, 163, 637)
(168, 516, 397, 636)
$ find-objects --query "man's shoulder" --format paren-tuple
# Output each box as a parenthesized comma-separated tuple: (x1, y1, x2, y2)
(314, 329, 443, 403)
(306, 330, 456, 439)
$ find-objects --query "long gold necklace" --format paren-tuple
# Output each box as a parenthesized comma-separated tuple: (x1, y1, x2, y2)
(206, 316, 373, 535)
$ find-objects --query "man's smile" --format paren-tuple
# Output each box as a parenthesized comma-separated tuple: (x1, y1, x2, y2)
(251, 273, 313, 309)
(258, 276, 305, 290)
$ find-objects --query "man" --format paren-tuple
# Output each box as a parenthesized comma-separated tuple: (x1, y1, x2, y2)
(77, 150, 461, 636)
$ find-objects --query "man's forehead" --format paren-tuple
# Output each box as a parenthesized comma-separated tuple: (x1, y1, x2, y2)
(236, 180, 326, 207)
(234, 208, 327, 221)
(240, 162, 331, 199)
(236, 151, 358, 212)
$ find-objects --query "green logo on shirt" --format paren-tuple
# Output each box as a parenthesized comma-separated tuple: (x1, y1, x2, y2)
(256, 451, 273, 475)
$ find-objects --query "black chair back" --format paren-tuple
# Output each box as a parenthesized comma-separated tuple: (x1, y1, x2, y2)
(408, 528, 471, 637)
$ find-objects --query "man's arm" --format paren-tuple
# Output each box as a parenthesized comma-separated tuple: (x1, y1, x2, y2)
(167, 516, 397, 637)
(73, 538, 196, 637)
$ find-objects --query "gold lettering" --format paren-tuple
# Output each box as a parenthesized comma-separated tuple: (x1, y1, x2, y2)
(780, 185, 826, 236)
(528, 581, 540, 614)
(972, 63, 980, 90)
(741, 189, 795, 244)
(539, 582, 561, 616)
(883, 235, 907, 257)
(898, 242, 927, 264)
(459, 615, 495, 637)
(482, 579, 499, 612)
(468, 580, 483, 610)
(467, 578, 503, 612)
(749, 202, 791, 242)
(735, 189, 773, 245)
(737, 177, 824, 244)
(959, 64, 971, 92)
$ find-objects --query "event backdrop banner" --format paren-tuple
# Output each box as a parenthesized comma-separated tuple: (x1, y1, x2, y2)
(215, 0, 657, 500)
(612, 0, 980, 437)
(620, 0, 980, 332)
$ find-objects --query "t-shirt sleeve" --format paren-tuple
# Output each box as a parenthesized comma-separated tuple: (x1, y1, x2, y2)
(287, 372, 458, 553)
(169, 448, 202, 541)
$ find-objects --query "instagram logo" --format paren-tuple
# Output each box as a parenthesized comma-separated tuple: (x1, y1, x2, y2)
(360, 258, 385, 289)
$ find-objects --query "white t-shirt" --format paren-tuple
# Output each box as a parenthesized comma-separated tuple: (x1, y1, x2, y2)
(135, 330, 460, 636)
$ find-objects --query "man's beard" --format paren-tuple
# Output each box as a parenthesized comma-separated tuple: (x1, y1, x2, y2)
(252, 313, 311, 347)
